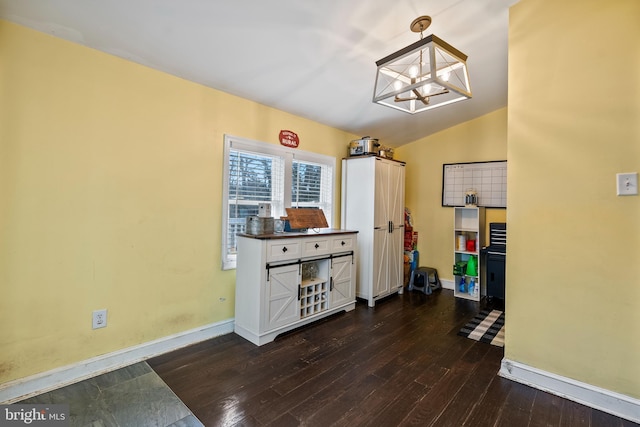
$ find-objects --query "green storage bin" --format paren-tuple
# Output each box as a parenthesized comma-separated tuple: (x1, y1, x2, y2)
(453, 261, 467, 276)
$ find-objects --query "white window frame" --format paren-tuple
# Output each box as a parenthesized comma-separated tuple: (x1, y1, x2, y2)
(222, 135, 336, 270)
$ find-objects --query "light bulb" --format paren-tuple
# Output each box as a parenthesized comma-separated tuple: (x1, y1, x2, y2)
(394, 80, 403, 91)
(423, 83, 432, 94)
(409, 66, 418, 78)
(442, 71, 450, 82)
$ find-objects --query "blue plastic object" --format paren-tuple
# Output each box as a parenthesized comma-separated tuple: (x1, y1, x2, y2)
(410, 250, 419, 272)
(458, 276, 466, 293)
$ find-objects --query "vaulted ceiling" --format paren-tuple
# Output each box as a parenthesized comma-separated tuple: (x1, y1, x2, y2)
(0, 0, 519, 146)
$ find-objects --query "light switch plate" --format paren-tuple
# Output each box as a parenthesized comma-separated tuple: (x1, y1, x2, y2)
(616, 172, 638, 196)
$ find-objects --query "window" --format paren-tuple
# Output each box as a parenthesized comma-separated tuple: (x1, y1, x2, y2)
(222, 135, 335, 269)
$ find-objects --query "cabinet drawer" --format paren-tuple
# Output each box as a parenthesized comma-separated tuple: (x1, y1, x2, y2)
(301, 238, 331, 258)
(331, 234, 355, 252)
(267, 240, 301, 262)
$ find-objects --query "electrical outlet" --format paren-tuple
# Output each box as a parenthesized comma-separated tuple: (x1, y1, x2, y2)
(92, 309, 107, 329)
(616, 172, 638, 196)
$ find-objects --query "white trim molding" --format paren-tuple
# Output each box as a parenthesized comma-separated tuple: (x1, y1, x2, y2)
(440, 278, 454, 290)
(0, 319, 234, 404)
(500, 358, 640, 424)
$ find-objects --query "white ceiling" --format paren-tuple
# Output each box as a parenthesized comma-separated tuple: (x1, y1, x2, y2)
(0, 0, 519, 147)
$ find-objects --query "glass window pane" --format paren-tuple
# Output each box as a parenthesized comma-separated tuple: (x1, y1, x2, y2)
(222, 136, 334, 270)
(292, 159, 332, 224)
(292, 161, 322, 203)
(226, 150, 284, 257)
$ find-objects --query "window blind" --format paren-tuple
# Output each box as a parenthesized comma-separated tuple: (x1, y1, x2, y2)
(226, 150, 284, 256)
(292, 159, 332, 221)
(222, 135, 335, 270)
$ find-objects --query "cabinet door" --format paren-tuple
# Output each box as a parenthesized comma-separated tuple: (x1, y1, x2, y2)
(373, 228, 389, 298)
(374, 159, 405, 296)
(330, 254, 354, 307)
(388, 227, 404, 291)
(486, 254, 506, 299)
(388, 162, 405, 290)
(264, 264, 300, 332)
(374, 159, 405, 227)
(388, 161, 405, 228)
(373, 159, 389, 228)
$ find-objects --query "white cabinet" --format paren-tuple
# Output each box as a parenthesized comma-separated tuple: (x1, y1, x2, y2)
(453, 207, 485, 301)
(342, 156, 405, 307)
(330, 253, 355, 308)
(235, 230, 357, 346)
(263, 263, 300, 331)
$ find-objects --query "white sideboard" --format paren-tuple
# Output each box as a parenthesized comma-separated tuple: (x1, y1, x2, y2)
(234, 229, 357, 346)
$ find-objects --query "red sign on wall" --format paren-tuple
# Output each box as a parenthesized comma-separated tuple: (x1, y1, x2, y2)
(279, 130, 299, 148)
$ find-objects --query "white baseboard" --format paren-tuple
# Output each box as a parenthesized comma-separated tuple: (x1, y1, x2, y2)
(441, 278, 454, 290)
(0, 318, 234, 404)
(500, 358, 640, 423)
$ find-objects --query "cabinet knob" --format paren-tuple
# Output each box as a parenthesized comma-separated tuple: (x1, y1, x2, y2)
(314, 243, 319, 249)
(282, 246, 288, 253)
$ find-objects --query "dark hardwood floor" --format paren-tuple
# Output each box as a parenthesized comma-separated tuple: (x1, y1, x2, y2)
(149, 289, 637, 427)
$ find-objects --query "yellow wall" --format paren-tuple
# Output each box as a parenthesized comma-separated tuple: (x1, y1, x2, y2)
(4, 0, 639, 403)
(395, 108, 508, 283)
(507, 0, 640, 398)
(0, 20, 357, 383)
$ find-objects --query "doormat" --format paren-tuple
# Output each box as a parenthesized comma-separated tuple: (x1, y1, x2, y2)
(458, 309, 505, 347)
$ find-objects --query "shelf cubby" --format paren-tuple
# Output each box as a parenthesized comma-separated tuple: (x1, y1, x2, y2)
(453, 207, 485, 301)
(300, 282, 329, 318)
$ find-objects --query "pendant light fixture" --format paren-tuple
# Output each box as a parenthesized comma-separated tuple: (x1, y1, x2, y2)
(373, 16, 472, 114)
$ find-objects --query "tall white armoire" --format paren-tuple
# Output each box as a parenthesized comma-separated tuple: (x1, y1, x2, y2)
(341, 156, 406, 307)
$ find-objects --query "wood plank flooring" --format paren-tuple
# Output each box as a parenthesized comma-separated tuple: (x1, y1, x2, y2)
(149, 290, 638, 427)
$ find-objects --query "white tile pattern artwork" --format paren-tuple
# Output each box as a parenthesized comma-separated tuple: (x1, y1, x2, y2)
(443, 161, 507, 207)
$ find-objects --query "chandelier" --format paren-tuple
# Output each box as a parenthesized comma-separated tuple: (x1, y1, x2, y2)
(373, 16, 472, 114)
